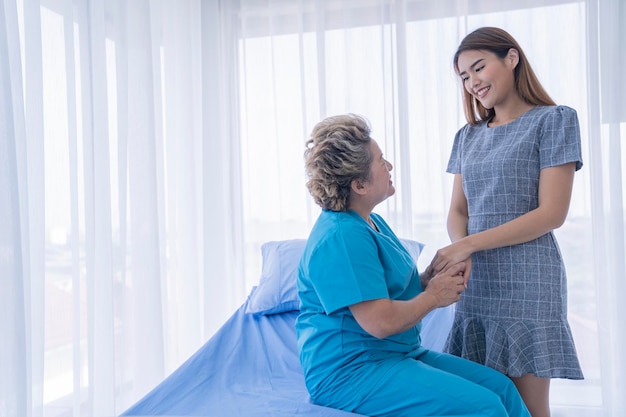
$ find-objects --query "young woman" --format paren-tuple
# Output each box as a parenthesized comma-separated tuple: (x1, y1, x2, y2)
(296, 113, 530, 417)
(427, 27, 584, 417)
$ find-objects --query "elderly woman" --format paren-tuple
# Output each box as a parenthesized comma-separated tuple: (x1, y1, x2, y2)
(295, 114, 530, 417)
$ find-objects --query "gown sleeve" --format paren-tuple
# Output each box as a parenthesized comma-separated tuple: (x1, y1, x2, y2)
(539, 105, 583, 171)
(308, 224, 390, 315)
(446, 124, 470, 174)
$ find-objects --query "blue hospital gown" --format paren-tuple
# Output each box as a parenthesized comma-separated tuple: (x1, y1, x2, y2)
(444, 105, 584, 379)
(296, 209, 531, 417)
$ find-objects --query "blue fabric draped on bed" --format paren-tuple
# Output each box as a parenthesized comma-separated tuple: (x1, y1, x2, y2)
(121, 293, 367, 416)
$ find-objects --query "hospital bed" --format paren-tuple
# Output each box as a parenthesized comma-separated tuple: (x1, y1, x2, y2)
(121, 238, 455, 416)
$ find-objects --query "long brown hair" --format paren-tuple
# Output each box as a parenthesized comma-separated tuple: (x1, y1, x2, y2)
(453, 27, 556, 125)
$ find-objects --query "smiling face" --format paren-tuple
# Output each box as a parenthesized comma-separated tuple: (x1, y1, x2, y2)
(457, 48, 518, 111)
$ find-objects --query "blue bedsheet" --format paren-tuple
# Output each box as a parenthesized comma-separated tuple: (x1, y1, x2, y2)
(121, 290, 454, 416)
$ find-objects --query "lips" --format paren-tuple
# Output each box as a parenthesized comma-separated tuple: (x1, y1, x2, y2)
(474, 86, 490, 99)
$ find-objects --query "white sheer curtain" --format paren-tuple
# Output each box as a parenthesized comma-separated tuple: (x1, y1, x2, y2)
(2, 0, 624, 416)
(2, 0, 244, 416)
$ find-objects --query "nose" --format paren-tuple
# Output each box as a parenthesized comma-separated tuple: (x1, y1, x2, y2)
(466, 73, 477, 86)
(465, 74, 479, 93)
(385, 160, 393, 171)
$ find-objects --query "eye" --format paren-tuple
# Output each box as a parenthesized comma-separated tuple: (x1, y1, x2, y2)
(475, 65, 485, 72)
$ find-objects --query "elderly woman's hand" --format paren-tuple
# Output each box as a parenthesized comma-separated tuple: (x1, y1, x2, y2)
(424, 262, 468, 307)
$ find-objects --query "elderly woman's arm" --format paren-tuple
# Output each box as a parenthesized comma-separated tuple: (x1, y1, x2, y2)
(348, 262, 466, 339)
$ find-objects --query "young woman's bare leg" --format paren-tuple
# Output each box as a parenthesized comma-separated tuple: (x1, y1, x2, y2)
(511, 374, 550, 417)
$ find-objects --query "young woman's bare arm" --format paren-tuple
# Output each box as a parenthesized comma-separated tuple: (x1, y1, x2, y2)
(447, 173, 469, 243)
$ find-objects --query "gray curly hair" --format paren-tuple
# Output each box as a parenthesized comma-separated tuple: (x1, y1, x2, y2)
(304, 114, 372, 211)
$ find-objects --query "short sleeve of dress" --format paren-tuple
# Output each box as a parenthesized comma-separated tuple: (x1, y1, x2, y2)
(539, 106, 583, 171)
(446, 125, 468, 174)
(308, 227, 389, 315)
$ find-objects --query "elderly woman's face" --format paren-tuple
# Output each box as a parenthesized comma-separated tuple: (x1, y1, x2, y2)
(366, 140, 394, 204)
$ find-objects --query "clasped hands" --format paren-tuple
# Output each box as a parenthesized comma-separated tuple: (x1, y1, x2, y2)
(421, 242, 473, 307)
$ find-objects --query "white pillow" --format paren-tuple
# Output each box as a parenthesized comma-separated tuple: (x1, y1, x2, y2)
(246, 238, 425, 315)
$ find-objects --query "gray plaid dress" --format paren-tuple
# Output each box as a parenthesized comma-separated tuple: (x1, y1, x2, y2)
(444, 105, 584, 379)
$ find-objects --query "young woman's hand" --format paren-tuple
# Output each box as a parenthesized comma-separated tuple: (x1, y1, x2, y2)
(428, 240, 473, 278)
